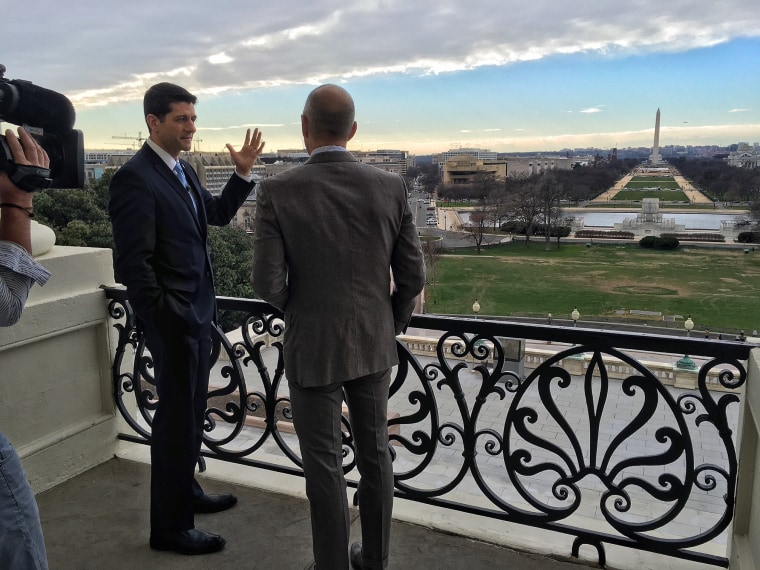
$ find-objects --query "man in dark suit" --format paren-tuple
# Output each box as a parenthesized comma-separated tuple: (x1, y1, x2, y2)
(108, 82, 265, 555)
(252, 84, 425, 569)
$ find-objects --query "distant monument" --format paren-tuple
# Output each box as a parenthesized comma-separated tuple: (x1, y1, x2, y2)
(648, 108, 665, 165)
(614, 198, 683, 236)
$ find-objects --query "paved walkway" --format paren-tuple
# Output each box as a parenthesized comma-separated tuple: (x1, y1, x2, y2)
(590, 170, 712, 205)
(593, 172, 636, 202)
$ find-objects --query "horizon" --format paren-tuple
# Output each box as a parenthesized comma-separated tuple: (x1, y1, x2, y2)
(4, 2, 759, 154)
(80, 138, 750, 157)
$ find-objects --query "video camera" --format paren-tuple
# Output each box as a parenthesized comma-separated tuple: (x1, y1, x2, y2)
(0, 64, 84, 191)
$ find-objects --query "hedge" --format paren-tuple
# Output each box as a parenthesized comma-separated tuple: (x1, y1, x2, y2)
(737, 231, 760, 244)
(639, 236, 680, 250)
(575, 230, 635, 239)
(661, 233, 725, 242)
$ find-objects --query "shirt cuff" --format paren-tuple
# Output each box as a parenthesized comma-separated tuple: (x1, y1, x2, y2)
(0, 241, 51, 286)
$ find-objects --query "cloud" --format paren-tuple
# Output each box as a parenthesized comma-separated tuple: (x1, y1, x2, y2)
(4, 1, 759, 107)
(208, 53, 234, 65)
(196, 123, 286, 131)
(728, 108, 751, 113)
(580, 107, 603, 114)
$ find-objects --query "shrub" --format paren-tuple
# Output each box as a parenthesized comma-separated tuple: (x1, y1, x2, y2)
(639, 236, 679, 250)
(661, 232, 724, 242)
(575, 230, 635, 239)
(737, 231, 760, 243)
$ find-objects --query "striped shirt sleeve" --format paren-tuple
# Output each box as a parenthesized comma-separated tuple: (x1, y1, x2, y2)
(0, 241, 51, 327)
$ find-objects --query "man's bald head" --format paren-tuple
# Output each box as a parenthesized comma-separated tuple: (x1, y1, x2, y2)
(301, 84, 357, 150)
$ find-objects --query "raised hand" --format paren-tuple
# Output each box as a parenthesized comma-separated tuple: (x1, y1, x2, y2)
(226, 128, 265, 178)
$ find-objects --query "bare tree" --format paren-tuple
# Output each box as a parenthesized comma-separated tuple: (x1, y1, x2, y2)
(457, 207, 489, 254)
(504, 176, 543, 247)
(537, 175, 564, 250)
(484, 179, 509, 231)
(749, 186, 760, 228)
(421, 235, 443, 305)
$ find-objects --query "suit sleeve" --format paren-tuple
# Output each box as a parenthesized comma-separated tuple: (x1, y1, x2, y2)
(251, 183, 289, 310)
(108, 166, 164, 321)
(390, 183, 425, 334)
(199, 171, 254, 227)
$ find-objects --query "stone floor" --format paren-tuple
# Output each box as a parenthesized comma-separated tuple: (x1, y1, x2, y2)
(37, 457, 585, 570)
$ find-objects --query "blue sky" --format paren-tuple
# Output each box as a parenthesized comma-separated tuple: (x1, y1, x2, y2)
(3, 1, 759, 154)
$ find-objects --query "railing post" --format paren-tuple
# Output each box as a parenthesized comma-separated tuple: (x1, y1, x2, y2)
(730, 347, 760, 569)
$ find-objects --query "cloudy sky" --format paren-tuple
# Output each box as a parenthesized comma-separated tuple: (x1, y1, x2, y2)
(3, 1, 759, 154)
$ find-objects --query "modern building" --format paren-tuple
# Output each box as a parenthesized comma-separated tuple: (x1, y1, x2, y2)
(434, 148, 497, 176)
(505, 156, 573, 177)
(351, 149, 411, 175)
(442, 156, 507, 184)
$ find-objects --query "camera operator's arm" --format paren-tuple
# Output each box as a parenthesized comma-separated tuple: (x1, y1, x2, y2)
(0, 127, 51, 326)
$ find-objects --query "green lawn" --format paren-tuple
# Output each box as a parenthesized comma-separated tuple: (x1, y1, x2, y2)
(627, 176, 681, 189)
(427, 242, 760, 332)
(613, 190, 689, 201)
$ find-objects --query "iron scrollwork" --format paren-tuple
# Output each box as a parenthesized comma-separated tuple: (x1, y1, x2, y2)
(106, 289, 749, 568)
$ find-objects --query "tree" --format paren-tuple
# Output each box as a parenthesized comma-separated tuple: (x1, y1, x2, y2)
(503, 176, 543, 247)
(208, 225, 256, 331)
(418, 163, 441, 195)
(457, 207, 489, 254)
(750, 193, 760, 227)
(34, 187, 115, 249)
(537, 175, 564, 251)
(420, 236, 442, 306)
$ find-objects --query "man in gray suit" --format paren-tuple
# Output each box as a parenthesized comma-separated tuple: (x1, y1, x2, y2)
(251, 84, 425, 569)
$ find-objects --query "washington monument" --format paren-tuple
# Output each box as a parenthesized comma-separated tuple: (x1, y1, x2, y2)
(650, 108, 662, 164)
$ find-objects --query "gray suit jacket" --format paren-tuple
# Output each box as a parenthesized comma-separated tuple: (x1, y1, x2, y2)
(251, 150, 425, 387)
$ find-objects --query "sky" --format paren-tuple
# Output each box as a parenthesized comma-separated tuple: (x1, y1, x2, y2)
(3, 0, 760, 155)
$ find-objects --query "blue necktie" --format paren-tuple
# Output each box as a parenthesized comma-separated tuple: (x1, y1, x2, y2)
(173, 162, 197, 214)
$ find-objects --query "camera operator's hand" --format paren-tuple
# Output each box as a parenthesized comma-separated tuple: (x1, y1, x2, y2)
(0, 127, 50, 207)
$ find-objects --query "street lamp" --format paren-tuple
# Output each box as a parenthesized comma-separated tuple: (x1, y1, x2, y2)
(472, 299, 481, 319)
(569, 307, 581, 348)
(676, 315, 697, 370)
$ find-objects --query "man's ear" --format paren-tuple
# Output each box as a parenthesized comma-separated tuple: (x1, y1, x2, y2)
(301, 115, 309, 139)
(347, 121, 357, 142)
(146, 114, 160, 134)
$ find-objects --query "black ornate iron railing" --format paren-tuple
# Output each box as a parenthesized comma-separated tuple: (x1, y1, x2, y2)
(105, 288, 755, 568)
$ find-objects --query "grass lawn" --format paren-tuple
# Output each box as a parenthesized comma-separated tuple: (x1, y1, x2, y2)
(613, 190, 689, 201)
(428, 241, 760, 332)
(628, 176, 681, 189)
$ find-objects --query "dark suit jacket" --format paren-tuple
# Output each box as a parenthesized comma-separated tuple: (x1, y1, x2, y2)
(251, 150, 425, 387)
(109, 143, 254, 337)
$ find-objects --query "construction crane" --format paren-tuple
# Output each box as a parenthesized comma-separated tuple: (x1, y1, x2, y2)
(193, 138, 203, 152)
(111, 131, 145, 149)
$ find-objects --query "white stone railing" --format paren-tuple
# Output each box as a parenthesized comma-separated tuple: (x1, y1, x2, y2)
(0, 246, 118, 493)
(730, 347, 760, 569)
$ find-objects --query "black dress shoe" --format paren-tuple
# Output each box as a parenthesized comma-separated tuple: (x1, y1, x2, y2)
(349, 542, 365, 569)
(192, 493, 238, 514)
(150, 528, 226, 555)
